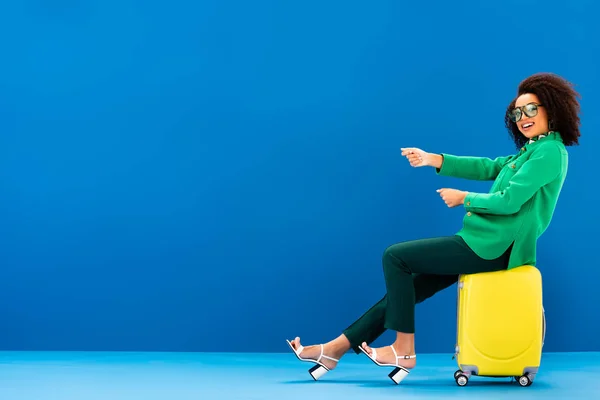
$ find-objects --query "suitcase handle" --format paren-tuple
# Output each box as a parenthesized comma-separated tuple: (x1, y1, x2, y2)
(542, 306, 546, 347)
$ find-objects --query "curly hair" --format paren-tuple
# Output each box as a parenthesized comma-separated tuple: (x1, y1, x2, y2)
(504, 73, 581, 148)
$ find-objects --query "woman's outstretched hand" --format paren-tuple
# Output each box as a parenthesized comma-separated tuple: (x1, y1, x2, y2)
(400, 148, 443, 169)
(437, 188, 468, 208)
(401, 147, 466, 208)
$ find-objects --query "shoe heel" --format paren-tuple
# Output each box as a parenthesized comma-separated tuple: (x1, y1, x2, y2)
(388, 367, 409, 384)
(309, 364, 329, 380)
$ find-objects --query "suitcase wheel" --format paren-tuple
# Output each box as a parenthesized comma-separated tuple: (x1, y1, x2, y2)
(455, 372, 469, 386)
(517, 374, 533, 387)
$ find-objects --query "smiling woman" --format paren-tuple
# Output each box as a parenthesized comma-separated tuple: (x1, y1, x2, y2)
(511, 99, 548, 135)
(506, 73, 581, 147)
(286, 72, 582, 385)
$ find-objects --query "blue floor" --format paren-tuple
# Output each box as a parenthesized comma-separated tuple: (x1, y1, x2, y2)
(0, 351, 598, 399)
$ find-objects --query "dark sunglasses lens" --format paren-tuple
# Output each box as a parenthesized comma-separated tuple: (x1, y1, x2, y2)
(510, 109, 522, 122)
(524, 104, 538, 117)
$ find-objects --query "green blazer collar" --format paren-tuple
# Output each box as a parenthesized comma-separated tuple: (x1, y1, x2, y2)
(522, 131, 562, 152)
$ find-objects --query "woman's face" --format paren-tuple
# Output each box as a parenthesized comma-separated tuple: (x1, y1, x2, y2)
(511, 93, 550, 139)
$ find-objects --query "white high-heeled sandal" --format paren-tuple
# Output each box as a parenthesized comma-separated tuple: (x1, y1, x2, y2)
(286, 339, 339, 380)
(359, 344, 416, 384)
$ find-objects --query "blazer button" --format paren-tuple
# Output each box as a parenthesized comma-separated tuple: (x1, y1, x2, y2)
(466, 201, 470, 206)
(467, 212, 472, 216)
(511, 164, 516, 169)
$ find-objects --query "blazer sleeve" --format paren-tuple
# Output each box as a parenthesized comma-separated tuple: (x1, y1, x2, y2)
(435, 153, 513, 181)
(463, 144, 566, 215)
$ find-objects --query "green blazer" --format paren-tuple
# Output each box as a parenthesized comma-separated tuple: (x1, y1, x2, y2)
(436, 131, 568, 269)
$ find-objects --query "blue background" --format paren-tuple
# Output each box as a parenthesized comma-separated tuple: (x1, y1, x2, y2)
(0, 0, 598, 354)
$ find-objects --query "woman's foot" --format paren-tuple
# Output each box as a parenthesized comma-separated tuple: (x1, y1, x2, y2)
(289, 336, 348, 370)
(360, 341, 417, 370)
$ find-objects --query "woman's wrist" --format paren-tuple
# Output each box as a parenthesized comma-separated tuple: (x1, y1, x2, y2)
(430, 154, 443, 169)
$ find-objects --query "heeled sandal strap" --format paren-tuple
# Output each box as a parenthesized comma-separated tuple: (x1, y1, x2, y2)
(316, 344, 340, 363)
(390, 345, 416, 360)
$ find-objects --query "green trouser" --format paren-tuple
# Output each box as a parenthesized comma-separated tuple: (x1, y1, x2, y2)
(343, 235, 512, 353)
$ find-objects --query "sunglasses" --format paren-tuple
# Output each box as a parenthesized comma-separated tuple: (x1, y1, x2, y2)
(509, 102, 543, 122)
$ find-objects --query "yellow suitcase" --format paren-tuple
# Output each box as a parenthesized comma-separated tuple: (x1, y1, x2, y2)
(453, 265, 546, 387)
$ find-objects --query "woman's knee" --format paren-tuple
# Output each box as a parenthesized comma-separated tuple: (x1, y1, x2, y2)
(382, 242, 407, 269)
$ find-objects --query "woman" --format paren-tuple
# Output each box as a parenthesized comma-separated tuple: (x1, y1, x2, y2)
(286, 72, 582, 382)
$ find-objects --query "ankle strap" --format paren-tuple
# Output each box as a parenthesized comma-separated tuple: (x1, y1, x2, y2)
(390, 345, 416, 359)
